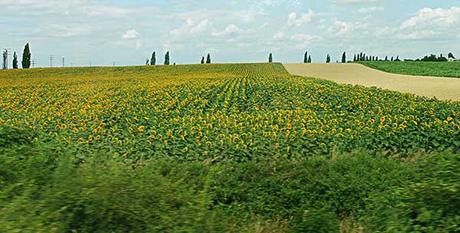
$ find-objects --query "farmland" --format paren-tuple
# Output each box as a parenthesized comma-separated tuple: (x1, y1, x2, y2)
(361, 61, 460, 78)
(1, 63, 460, 232)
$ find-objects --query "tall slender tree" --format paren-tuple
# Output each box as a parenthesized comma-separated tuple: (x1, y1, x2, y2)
(308, 55, 312, 63)
(326, 54, 331, 63)
(164, 51, 170, 65)
(341, 52, 346, 63)
(201, 56, 205, 64)
(268, 53, 273, 63)
(13, 52, 18, 69)
(146, 59, 149, 65)
(22, 43, 31, 69)
(2, 50, 7, 69)
(150, 52, 156, 65)
(206, 53, 211, 64)
(304, 51, 308, 63)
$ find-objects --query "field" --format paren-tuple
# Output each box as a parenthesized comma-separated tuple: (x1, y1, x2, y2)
(361, 61, 460, 78)
(284, 63, 460, 101)
(1, 63, 460, 232)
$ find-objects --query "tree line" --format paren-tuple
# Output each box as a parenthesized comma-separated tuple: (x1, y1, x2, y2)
(2, 43, 31, 70)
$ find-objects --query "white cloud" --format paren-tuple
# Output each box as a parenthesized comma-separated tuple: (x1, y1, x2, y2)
(122, 29, 140, 40)
(332, 0, 382, 3)
(401, 7, 460, 29)
(171, 18, 211, 37)
(399, 7, 460, 40)
(212, 24, 243, 37)
(357, 7, 383, 14)
(288, 10, 315, 27)
(273, 32, 285, 40)
(329, 20, 353, 36)
(290, 34, 319, 48)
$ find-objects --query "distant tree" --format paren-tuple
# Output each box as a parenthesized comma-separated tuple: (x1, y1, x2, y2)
(395, 56, 401, 62)
(152, 52, 157, 65)
(146, 59, 150, 65)
(342, 52, 346, 63)
(391, 57, 394, 62)
(385, 56, 388, 61)
(13, 52, 18, 69)
(304, 51, 308, 63)
(268, 53, 273, 63)
(21, 43, 31, 69)
(353, 54, 356, 62)
(308, 55, 312, 63)
(164, 51, 170, 65)
(2, 50, 7, 69)
(206, 53, 211, 64)
(201, 56, 205, 64)
(448, 52, 455, 59)
(326, 54, 331, 63)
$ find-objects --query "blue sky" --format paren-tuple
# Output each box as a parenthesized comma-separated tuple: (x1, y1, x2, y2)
(1, 0, 459, 67)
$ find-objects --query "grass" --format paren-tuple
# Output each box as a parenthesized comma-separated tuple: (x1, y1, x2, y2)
(360, 61, 460, 78)
(0, 64, 459, 232)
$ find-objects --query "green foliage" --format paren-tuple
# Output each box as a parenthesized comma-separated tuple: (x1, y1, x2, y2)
(326, 54, 331, 63)
(21, 43, 31, 69)
(304, 51, 308, 63)
(361, 61, 460, 78)
(342, 52, 346, 63)
(150, 52, 156, 65)
(364, 152, 460, 233)
(206, 53, 211, 64)
(269, 53, 273, 63)
(292, 209, 340, 233)
(201, 56, 205, 64)
(164, 51, 170, 65)
(12, 52, 18, 69)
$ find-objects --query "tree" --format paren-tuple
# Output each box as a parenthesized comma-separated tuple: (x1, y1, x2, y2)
(341, 52, 346, 63)
(308, 55, 312, 63)
(206, 53, 211, 64)
(326, 54, 331, 63)
(395, 56, 401, 62)
(164, 51, 170, 65)
(150, 52, 156, 65)
(2, 50, 7, 69)
(201, 56, 205, 64)
(268, 53, 273, 63)
(448, 53, 455, 59)
(304, 51, 308, 63)
(353, 54, 356, 62)
(385, 56, 388, 61)
(13, 52, 18, 69)
(22, 43, 31, 69)
(146, 59, 149, 65)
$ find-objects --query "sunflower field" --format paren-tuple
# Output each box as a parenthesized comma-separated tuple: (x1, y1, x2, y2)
(0, 63, 459, 160)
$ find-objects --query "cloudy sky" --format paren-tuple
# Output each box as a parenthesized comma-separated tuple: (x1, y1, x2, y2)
(1, 0, 459, 67)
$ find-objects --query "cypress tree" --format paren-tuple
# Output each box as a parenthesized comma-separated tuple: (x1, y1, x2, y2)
(326, 54, 331, 63)
(146, 59, 149, 65)
(353, 54, 356, 62)
(391, 56, 394, 62)
(164, 51, 170, 65)
(2, 50, 6, 69)
(304, 51, 308, 63)
(201, 56, 205, 64)
(150, 52, 156, 65)
(308, 55, 312, 63)
(13, 52, 18, 69)
(268, 53, 273, 63)
(22, 43, 31, 69)
(342, 52, 346, 63)
(206, 53, 211, 64)
(385, 56, 388, 61)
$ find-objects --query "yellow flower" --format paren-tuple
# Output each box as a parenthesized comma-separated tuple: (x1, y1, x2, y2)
(138, 126, 145, 133)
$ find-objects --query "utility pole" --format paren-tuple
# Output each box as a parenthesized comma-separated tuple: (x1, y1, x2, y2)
(49, 55, 54, 68)
(62, 57, 65, 67)
(31, 59, 36, 68)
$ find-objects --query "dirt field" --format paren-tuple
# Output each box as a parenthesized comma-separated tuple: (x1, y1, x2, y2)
(284, 63, 460, 101)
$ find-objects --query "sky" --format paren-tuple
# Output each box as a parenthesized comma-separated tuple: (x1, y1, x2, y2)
(1, 0, 459, 67)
